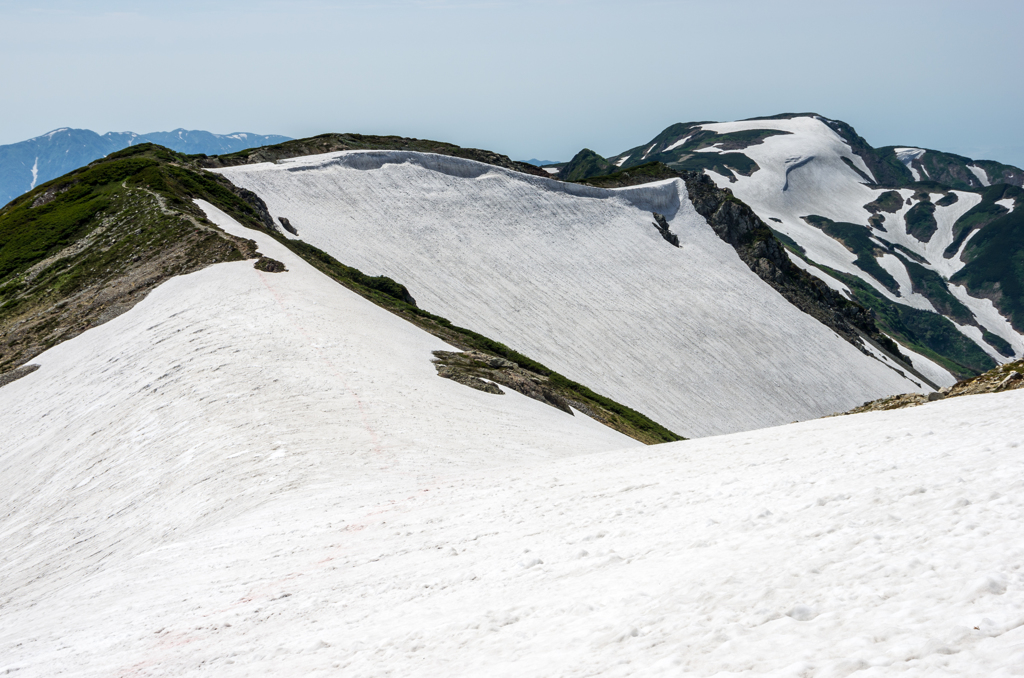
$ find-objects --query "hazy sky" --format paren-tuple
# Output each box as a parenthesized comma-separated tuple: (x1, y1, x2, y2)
(2, 0, 1022, 165)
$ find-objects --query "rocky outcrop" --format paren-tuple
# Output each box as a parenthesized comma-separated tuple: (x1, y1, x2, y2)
(432, 350, 574, 415)
(278, 217, 298, 235)
(254, 257, 287, 273)
(651, 213, 679, 247)
(835, 360, 1024, 416)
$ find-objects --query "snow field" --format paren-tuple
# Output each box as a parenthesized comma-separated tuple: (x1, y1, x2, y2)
(218, 151, 926, 437)
(0, 200, 636, 640)
(3, 386, 1023, 676)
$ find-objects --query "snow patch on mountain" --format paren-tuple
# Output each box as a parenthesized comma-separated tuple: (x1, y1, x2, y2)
(968, 164, 990, 186)
(789, 255, 849, 297)
(996, 197, 1015, 213)
(895, 147, 926, 181)
(218, 151, 928, 437)
(29, 157, 38, 189)
(663, 133, 694, 153)
(895, 343, 958, 387)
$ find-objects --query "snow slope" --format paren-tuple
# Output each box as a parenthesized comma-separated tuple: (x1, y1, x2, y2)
(0, 201, 637, 659)
(696, 116, 1022, 364)
(217, 151, 926, 438)
(2, 359, 1022, 674)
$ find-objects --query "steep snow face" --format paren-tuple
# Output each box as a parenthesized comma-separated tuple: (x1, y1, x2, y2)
(696, 116, 1022, 364)
(0, 201, 636, 642)
(2, 372, 1022, 675)
(218, 151, 926, 437)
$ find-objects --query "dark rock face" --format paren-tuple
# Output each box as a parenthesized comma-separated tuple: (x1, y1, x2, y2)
(278, 217, 298, 235)
(254, 257, 287, 273)
(651, 212, 679, 247)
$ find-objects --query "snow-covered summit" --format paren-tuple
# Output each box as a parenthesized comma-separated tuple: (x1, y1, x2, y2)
(606, 114, 1024, 380)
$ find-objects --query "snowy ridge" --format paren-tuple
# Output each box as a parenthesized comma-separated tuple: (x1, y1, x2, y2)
(0, 200, 634, 622)
(219, 150, 927, 437)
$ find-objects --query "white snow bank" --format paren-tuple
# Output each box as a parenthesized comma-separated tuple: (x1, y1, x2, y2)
(3, 378, 1022, 675)
(894, 341, 957, 387)
(996, 197, 1015, 214)
(894, 147, 926, 182)
(663, 133, 694, 152)
(968, 164, 990, 187)
(218, 150, 925, 437)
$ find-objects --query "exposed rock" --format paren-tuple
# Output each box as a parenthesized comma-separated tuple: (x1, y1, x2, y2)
(432, 350, 573, 414)
(31, 185, 68, 208)
(254, 257, 287, 273)
(436, 365, 503, 395)
(834, 359, 1024, 416)
(278, 217, 298, 235)
(0, 363, 39, 388)
(651, 212, 679, 247)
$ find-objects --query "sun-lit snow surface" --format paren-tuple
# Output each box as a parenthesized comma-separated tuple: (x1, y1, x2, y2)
(697, 116, 1022, 364)
(3, 374, 1023, 675)
(217, 151, 926, 437)
(969, 164, 991, 187)
(0, 202, 640, 673)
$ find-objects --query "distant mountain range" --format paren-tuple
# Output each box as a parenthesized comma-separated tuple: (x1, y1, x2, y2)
(0, 128, 291, 205)
(518, 158, 563, 167)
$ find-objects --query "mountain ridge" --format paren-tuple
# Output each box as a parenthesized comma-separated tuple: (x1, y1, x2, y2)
(0, 127, 291, 206)
(561, 114, 1024, 379)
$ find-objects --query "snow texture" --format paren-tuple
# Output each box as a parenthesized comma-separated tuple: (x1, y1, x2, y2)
(217, 151, 926, 438)
(29, 156, 38, 189)
(996, 198, 1015, 214)
(2, 341, 1023, 675)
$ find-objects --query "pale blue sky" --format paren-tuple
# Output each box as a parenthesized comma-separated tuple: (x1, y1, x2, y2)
(2, 0, 1022, 165)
